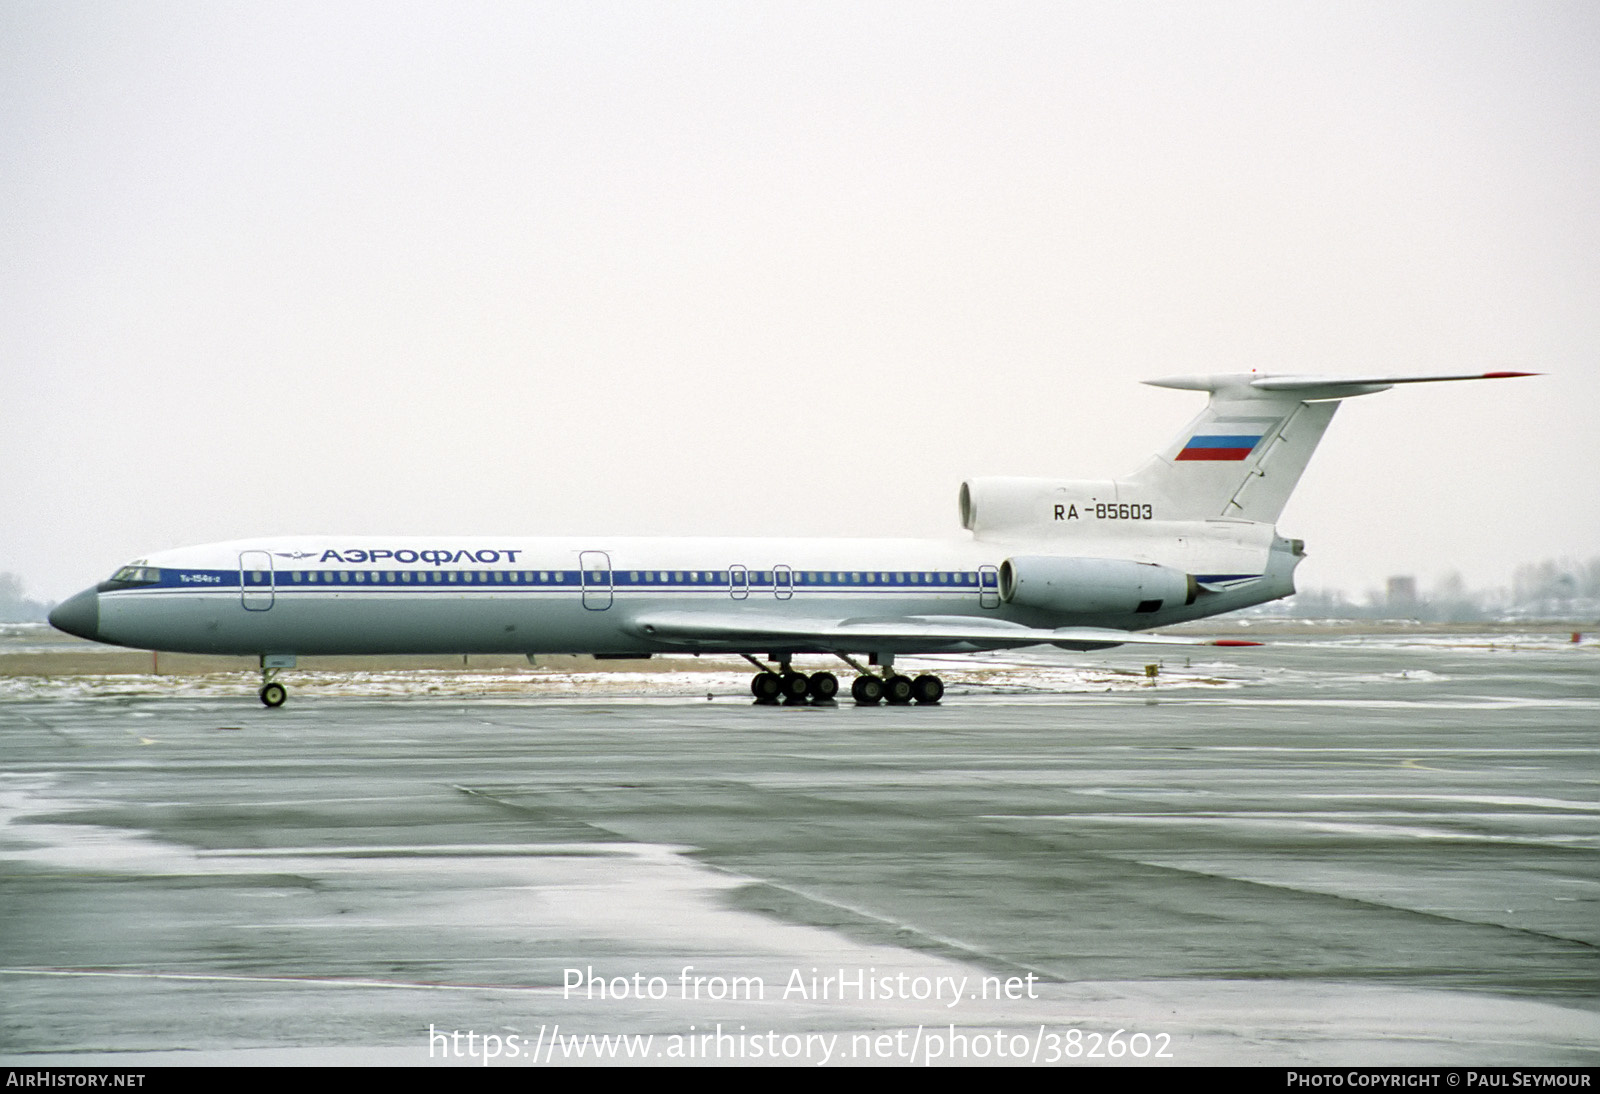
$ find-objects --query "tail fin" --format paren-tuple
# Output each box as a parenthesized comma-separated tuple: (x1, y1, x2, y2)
(1121, 372, 1535, 523)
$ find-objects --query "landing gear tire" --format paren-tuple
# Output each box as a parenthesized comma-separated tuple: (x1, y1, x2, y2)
(912, 674, 944, 704)
(751, 673, 781, 704)
(884, 674, 914, 705)
(779, 672, 811, 704)
(259, 682, 287, 708)
(807, 671, 839, 702)
(851, 675, 884, 705)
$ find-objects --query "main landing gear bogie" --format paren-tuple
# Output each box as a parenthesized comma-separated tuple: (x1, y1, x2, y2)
(750, 669, 839, 705)
(857, 672, 942, 706)
(840, 652, 943, 707)
(851, 671, 934, 703)
(745, 654, 942, 708)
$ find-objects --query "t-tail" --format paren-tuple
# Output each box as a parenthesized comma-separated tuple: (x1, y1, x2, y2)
(1121, 371, 1538, 523)
(959, 370, 1535, 541)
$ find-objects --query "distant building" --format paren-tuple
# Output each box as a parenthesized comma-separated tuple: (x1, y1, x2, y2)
(1386, 576, 1417, 612)
(0, 573, 53, 623)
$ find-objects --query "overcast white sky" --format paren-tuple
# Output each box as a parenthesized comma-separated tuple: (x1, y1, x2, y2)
(4, 1, 1596, 603)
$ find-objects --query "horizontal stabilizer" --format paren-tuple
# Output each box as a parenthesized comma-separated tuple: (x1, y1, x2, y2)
(1146, 371, 1538, 400)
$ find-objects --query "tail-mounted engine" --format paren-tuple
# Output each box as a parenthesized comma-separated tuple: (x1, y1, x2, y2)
(999, 556, 1198, 616)
(960, 478, 1117, 536)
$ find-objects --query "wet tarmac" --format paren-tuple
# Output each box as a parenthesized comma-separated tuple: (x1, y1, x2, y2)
(1, 633, 1596, 1065)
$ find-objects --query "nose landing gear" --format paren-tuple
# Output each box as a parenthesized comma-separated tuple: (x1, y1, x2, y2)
(257, 654, 296, 708)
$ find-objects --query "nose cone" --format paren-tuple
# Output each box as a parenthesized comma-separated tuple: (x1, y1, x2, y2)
(49, 588, 101, 641)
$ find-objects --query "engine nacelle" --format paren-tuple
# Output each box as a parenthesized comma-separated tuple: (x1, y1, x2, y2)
(960, 477, 1119, 535)
(999, 556, 1197, 616)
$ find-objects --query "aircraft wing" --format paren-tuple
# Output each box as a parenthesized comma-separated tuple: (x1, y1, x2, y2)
(626, 611, 1261, 652)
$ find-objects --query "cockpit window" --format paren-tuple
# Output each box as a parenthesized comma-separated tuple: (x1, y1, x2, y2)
(99, 566, 162, 591)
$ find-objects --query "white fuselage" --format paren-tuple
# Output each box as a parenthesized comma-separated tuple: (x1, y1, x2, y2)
(71, 527, 1297, 659)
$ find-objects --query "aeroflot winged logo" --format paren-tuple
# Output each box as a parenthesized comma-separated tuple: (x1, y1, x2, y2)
(276, 548, 525, 565)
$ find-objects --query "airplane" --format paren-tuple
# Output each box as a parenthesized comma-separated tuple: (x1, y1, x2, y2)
(48, 370, 1532, 707)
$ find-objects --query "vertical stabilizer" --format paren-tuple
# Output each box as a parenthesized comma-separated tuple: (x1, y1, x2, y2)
(1121, 371, 1535, 523)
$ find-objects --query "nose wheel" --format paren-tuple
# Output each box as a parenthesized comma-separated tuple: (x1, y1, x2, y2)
(257, 659, 291, 707)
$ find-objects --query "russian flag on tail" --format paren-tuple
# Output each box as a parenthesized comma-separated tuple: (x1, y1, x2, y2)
(1176, 433, 1263, 461)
